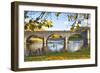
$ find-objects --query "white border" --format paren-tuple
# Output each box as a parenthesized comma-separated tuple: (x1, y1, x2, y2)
(18, 5, 96, 68)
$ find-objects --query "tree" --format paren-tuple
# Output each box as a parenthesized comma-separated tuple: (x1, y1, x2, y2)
(68, 13, 90, 32)
(24, 11, 90, 31)
(24, 12, 53, 31)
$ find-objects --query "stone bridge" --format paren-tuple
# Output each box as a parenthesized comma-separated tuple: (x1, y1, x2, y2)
(24, 31, 81, 51)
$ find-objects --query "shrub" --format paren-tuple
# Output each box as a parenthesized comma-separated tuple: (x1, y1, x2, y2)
(68, 34, 83, 41)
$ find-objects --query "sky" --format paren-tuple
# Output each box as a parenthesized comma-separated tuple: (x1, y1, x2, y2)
(24, 11, 90, 31)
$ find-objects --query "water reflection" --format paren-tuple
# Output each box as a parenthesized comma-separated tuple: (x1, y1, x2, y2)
(47, 39, 64, 52)
(68, 40, 83, 52)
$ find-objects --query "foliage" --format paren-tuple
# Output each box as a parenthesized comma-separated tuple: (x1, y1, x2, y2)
(49, 34, 62, 39)
(76, 24, 80, 30)
(25, 19, 53, 31)
(69, 13, 90, 32)
(68, 34, 83, 41)
(27, 37, 43, 44)
(55, 12, 61, 19)
(24, 11, 29, 18)
(70, 21, 81, 32)
(24, 11, 90, 31)
(70, 25, 75, 32)
(41, 19, 53, 28)
(67, 13, 78, 21)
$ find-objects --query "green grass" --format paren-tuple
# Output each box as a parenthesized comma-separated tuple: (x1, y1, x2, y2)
(24, 47, 90, 61)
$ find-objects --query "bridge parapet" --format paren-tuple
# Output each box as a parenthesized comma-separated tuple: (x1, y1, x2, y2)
(25, 31, 80, 39)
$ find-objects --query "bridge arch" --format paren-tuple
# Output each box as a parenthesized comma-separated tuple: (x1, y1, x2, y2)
(26, 35, 43, 43)
(25, 35, 44, 56)
(24, 31, 82, 53)
(46, 33, 65, 52)
(47, 33, 64, 39)
(67, 34, 84, 52)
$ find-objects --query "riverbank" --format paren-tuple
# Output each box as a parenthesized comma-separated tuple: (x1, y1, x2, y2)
(24, 47, 90, 61)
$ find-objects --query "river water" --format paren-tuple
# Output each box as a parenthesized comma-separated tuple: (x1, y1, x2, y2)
(47, 39, 64, 52)
(47, 39, 83, 52)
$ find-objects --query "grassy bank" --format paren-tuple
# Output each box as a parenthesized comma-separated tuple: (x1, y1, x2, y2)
(24, 47, 90, 61)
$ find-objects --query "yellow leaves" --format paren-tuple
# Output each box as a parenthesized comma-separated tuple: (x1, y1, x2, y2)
(24, 19, 53, 31)
(76, 24, 80, 30)
(70, 23, 80, 32)
(43, 20, 53, 28)
(41, 26, 48, 29)
(49, 34, 62, 39)
(30, 38, 43, 42)
(47, 56, 65, 60)
(70, 26, 74, 32)
(28, 37, 43, 43)
(24, 23, 32, 31)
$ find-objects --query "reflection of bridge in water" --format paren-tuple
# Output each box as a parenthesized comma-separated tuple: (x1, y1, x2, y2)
(25, 31, 83, 51)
